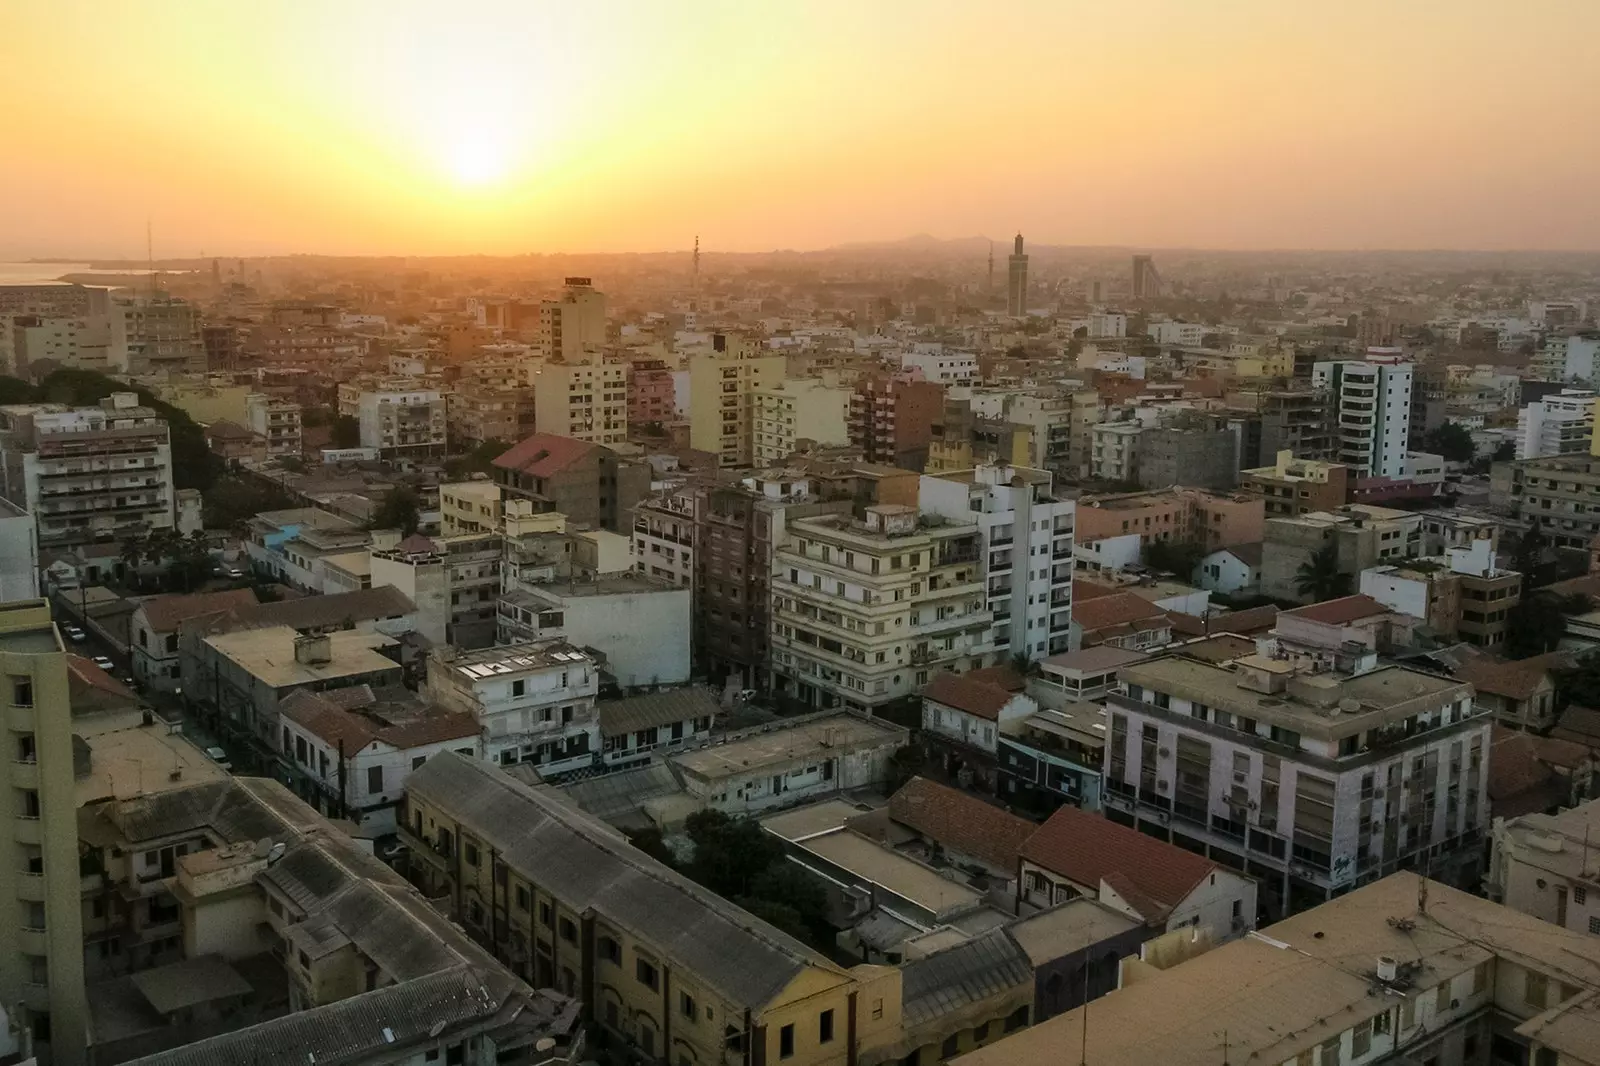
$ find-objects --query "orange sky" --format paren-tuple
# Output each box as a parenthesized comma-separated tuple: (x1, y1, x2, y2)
(3, 0, 1597, 258)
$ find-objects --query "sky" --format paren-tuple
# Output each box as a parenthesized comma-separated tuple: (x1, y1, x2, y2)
(3, 0, 1598, 259)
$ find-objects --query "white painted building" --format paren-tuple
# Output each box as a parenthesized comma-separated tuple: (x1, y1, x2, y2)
(900, 347, 978, 385)
(1090, 421, 1144, 483)
(1312, 351, 1414, 478)
(1517, 389, 1596, 459)
(1105, 653, 1488, 918)
(1086, 311, 1128, 339)
(920, 462, 1076, 660)
(1559, 335, 1600, 383)
(1193, 544, 1261, 596)
(497, 574, 692, 687)
(750, 379, 851, 465)
(1147, 320, 1208, 347)
(920, 670, 1037, 756)
(631, 487, 695, 589)
(424, 640, 600, 774)
(246, 392, 303, 458)
(357, 386, 447, 458)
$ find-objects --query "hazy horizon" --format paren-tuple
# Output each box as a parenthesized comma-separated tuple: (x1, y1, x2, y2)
(6, 0, 1599, 260)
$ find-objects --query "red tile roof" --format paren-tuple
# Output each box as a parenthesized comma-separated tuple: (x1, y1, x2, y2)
(1488, 725, 1591, 818)
(137, 589, 260, 634)
(279, 690, 477, 752)
(1552, 705, 1600, 749)
(887, 777, 1037, 871)
(1282, 594, 1390, 626)
(1072, 580, 1119, 602)
(1019, 804, 1219, 924)
(66, 655, 136, 703)
(1072, 591, 1170, 633)
(1453, 651, 1565, 703)
(921, 671, 1018, 721)
(492, 433, 597, 478)
(1166, 604, 1279, 638)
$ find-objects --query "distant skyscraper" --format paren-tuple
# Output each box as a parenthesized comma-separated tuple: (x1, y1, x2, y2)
(1007, 233, 1028, 316)
(1131, 254, 1162, 300)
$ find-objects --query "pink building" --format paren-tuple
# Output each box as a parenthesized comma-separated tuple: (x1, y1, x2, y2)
(1075, 487, 1264, 553)
(627, 359, 676, 428)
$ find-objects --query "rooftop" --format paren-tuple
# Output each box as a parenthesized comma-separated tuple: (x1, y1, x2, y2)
(921, 671, 1022, 722)
(1281, 594, 1393, 626)
(204, 626, 401, 688)
(950, 876, 1600, 1066)
(672, 711, 905, 781)
(74, 708, 227, 806)
(1494, 798, 1600, 883)
(441, 639, 593, 678)
(788, 828, 984, 919)
(492, 432, 598, 477)
(135, 588, 260, 633)
(1072, 591, 1171, 633)
(1005, 897, 1143, 966)
(887, 777, 1037, 872)
(1040, 646, 1148, 675)
(506, 573, 685, 601)
(598, 686, 719, 738)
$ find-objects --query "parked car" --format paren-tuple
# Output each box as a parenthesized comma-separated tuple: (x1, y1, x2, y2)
(64, 625, 86, 642)
(92, 655, 115, 671)
(204, 746, 233, 772)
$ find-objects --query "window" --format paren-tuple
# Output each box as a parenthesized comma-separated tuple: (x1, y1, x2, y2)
(1525, 970, 1548, 1008)
(941, 1035, 958, 1058)
(515, 886, 530, 911)
(1576, 886, 1589, 905)
(872, 998, 884, 1021)
(780, 1024, 795, 1059)
(973, 1022, 989, 1042)
(1472, 960, 1489, 994)
(10, 677, 32, 708)
(819, 1009, 834, 1044)
(636, 957, 659, 990)
(1319, 1037, 1340, 1065)
(559, 917, 577, 944)
(598, 935, 621, 964)
(1351, 1018, 1371, 1057)
(367, 766, 384, 794)
(681, 992, 697, 1019)
(512, 679, 525, 697)
(464, 842, 479, 866)
(539, 902, 552, 927)
(1005, 1006, 1028, 1031)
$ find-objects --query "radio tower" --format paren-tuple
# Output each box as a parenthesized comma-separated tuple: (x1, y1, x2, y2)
(987, 241, 994, 295)
(691, 235, 701, 311)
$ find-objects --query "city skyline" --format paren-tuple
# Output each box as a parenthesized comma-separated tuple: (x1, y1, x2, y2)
(5, 0, 1600, 259)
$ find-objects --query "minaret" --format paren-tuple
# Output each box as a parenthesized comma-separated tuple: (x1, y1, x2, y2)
(987, 241, 994, 295)
(691, 235, 701, 312)
(1007, 232, 1029, 317)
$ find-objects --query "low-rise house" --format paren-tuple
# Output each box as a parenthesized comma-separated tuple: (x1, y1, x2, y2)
(1018, 804, 1257, 943)
(996, 701, 1106, 813)
(1192, 543, 1261, 595)
(921, 671, 1036, 765)
(1488, 798, 1600, 936)
(276, 687, 480, 835)
(1069, 591, 1173, 651)
(1486, 725, 1598, 819)
(424, 640, 600, 776)
(1553, 704, 1600, 751)
(1269, 593, 1416, 669)
(884, 777, 1038, 893)
(1452, 651, 1566, 732)
(1033, 647, 1146, 702)
(129, 588, 259, 692)
(598, 687, 718, 769)
(673, 710, 906, 815)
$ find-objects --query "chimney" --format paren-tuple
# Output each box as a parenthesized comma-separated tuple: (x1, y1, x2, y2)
(294, 633, 333, 665)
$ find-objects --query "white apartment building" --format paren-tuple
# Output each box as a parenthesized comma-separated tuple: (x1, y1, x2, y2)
(1104, 650, 1488, 918)
(10, 313, 115, 375)
(1516, 389, 1595, 459)
(1312, 350, 1414, 478)
(920, 463, 1076, 660)
(1555, 335, 1600, 383)
(357, 386, 447, 459)
(1086, 311, 1127, 339)
(1147, 320, 1208, 347)
(899, 347, 978, 385)
(497, 574, 691, 687)
(246, 392, 303, 458)
(1090, 421, 1143, 483)
(770, 504, 993, 713)
(370, 532, 502, 649)
(534, 360, 627, 445)
(632, 487, 695, 588)
(424, 640, 601, 774)
(0, 393, 177, 552)
(751, 379, 851, 465)
(1487, 800, 1600, 935)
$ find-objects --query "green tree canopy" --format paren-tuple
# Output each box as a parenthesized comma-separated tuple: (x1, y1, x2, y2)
(683, 810, 785, 900)
(1295, 541, 1351, 602)
(1422, 421, 1476, 464)
(370, 486, 421, 536)
(1505, 590, 1584, 659)
(331, 415, 361, 449)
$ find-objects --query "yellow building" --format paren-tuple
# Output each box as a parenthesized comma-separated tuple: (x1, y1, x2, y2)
(440, 477, 504, 535)
(536, 360, 629, 446)
(401, 752, 905, 1066)
(539, 277, 608, 363)
(752, 380, 852, 466)
(0, 601, 87, 1065)
(153, 377, 251, 426)
(689, 333, 786, 467)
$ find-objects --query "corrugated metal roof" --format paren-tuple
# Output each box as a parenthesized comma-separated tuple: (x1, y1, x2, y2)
(900, 928, 1033, 1026)
(408, 752, 850, 1009)
(598, 687, 720, 738)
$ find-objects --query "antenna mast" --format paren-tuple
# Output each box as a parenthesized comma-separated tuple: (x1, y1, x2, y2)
(147, 218, 155, 296)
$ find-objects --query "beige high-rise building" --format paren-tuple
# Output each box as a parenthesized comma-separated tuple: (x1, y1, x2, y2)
(689, 332, 785, 467)
(535, 361, 628, 445)
(0, 601, 87, 1065)
(538, 277, 606, 363)
(752, 379, 852, 465)
(112, 294, 205, 375)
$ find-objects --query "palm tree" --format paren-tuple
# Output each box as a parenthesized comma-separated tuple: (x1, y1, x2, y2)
(1295, 541, 1350, 602)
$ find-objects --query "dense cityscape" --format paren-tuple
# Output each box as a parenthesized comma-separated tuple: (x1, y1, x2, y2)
(5, 1, 1600, 1064)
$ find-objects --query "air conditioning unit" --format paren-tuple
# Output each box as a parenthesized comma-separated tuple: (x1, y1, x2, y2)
(1233, 772, 1248, 784)
(1156, 779, 1169, 792)
(1158, 747, 1172, 758)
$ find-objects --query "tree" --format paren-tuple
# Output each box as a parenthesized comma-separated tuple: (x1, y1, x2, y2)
(0, 376, 39, 405)
(1554, 649, 1600, 711)
(1295, 541, 1351, 602)
(1422, 421, 1476, 464)
(165, 530, 214, 592)
(1514, 520, 1548, 583)
(331, 415, 361, 449)
(1145, 538, 1206, 578)
(443, 439, 508, 479)
(624, 826, 677, 867)
(683, 810, 785, 900)
(1505, 590, 1580, 659)
(370, 486, 421, 535)
(120, 535, 146, 573)
(1492, 441, 1516, 463)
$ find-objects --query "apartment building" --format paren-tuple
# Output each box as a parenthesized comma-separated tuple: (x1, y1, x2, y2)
(631, 486, 696, 589)
(688, 332, 785, 466)
(0, 602, 88, 1065)
(1358, 540, 1522, 647)
(401, 753, 893, 1066)
(1136, 417, 1240, 492)
(1312, 351, 1414, 477)
(1089, 421, 1142, 482)
(0, 393, 178, 553)
(10, 312, 115, 375)
(1491, 453, 1600, 550)
(752, 380, 852, 465)
(849, 373, 945, 471)
(424, 641, 600, 774)
(1516, 389, 1595, 459)
(1223, 388, 1335, 465)
(538, 277, 606, 362)
(244, 392, 301, 458)
(371, 531, 502, 648)
(771, 504, 992, 713)
(1104, 648, 1487, 918)
(114, 294, 206, 375)
(152, 377, 251, 426)
(1239, 451, 1352, 517)
(492, 432, 650, 533)
(1260, 506, 1421, 603)
(536, 360, 628, 446)
(244, 507, 372, 591)
(439, 477, 502, 535)
(626, 358, 677, 427)
(498, 574, 691, 688)
(1074, 488, 1263, 557)
(357, 385, 447, 459)
(920, 464, 1075, 659)
(1487, 799, 1600, 935)
(448, 386, 527, 446)
(954, 875, 1600, 1066)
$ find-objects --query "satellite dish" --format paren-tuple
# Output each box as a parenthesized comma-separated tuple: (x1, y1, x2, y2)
(535, 1038, 557, 1052)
